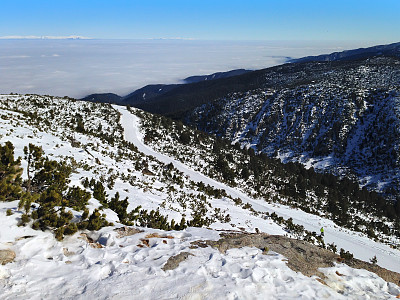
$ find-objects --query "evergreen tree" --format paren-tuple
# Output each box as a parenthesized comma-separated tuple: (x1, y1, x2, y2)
(23, 143, 44, 192)
(0, 142, 22, 201)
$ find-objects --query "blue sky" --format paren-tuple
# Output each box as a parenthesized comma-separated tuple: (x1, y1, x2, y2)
(1, 0, 399, 41)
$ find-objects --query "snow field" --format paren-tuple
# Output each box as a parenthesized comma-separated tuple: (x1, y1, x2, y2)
(1, 199, 399, 300)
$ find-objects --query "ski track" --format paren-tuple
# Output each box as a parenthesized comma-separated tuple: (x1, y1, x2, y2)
(117, 105, 400, 273)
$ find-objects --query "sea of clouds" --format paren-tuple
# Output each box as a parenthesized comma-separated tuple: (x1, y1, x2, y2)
(0, 39, 374, 98)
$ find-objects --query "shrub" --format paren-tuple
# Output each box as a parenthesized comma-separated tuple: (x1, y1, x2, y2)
(370, 255, 378, 264)
(340, 248, 353, 260)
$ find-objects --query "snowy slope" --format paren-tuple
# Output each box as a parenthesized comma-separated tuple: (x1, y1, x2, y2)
(2, 212, 399, 300)
(117, 106, 400, 273)
(0, 95, 399, 299)
(186, 57, 400, 199)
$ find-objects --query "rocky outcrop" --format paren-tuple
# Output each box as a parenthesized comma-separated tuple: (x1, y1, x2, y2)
(162, 252, 194, 271)
(192, 232, 400, 286)
(114, 226, 143, 238)
(0, 249, 16, 265)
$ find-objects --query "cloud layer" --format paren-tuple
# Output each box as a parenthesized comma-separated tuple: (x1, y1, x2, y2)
(0, 39, 372, 98)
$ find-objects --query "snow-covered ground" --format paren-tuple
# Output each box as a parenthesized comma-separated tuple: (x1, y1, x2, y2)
(2, 206, 399, 300)
(117, 106, 400, 274)
(0, 96, 399, 299)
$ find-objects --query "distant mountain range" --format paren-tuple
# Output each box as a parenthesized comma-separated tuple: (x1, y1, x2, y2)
(183, 69, 250, 83)
(0, 35, 92, 40)
(81, 69, 251, 105)
(290, 41, 400, 63)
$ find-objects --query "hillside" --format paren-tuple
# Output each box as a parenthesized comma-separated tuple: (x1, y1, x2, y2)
(182, 56, 400, 200)
(83, 54, 400, 203)
(0, 94, 400, 298)
(81, 69, 251, 106)
(88, 52, 400, 201)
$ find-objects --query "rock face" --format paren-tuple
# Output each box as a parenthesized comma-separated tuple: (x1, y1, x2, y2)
(114, 226, 143, 238)
(162, 252, 194, 271)
(193, 233, 337, 278)
(192, 232, 400, 286)
(0, 249, 16, 265)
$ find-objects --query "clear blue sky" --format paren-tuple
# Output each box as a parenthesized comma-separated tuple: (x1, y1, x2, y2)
(1, 0, 399, 42)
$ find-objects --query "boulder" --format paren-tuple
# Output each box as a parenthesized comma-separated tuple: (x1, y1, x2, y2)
(0, 249, 16, 265)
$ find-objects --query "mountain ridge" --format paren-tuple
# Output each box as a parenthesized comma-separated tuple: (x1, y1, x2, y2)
(81, 69, 252, 105)
(290, 41, 400, 63)
(79, 43, 400, 202)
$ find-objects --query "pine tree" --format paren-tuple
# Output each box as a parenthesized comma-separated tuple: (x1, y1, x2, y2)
(23, 143, 44, 192)
(0, 142, 22, 201)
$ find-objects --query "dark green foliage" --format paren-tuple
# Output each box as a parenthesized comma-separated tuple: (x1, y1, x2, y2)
(179, 131, 191, 144)
(187, 213, 212, 227)
(215, 154, 235, 183)
(136, 209, 173, 230)
(0, 141, 22, 201)
(20, 213, 30, 225)
(55, 227, 65, 241)
(82, 208, 89, 220)
(7, 142, 114, 240)
(370, 255, 378, 264)
(75, 114, 85, 133)
(86, 209, 111, 231)
(65, 186, 91, 211)
(108, 192, 129, 223)
(23, 143, 44, 192)
(91, 180, 108, 206)
(327, 242, 338, 253)
(340, 248, 354, 260)
(240, 167, 250, 180)
(32, 159, 71, 193)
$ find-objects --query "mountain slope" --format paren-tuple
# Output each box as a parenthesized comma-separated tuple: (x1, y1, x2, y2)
(1, 94, 400, 298)
(184, 56, 400, 199)
(183, 68, 251, 83)
(81, 69, 251, 106)
(81, 92, 122, 104)
(79, 44, 400, 202)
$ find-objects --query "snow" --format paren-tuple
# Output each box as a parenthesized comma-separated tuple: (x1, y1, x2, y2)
(118, 105, 400, 274)
(1, 199, 399, 299)
(0, 98, 399, 299)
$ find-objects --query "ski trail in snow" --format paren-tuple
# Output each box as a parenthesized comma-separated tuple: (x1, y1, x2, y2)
(116, 105, 400, 273)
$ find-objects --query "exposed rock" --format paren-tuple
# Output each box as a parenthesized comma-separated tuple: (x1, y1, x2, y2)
(0, 249, 16, 265)
(192, 232, 400, 286)
(63, 248, 75, 257)
(142, 168, 155, 176)
(114, 226, 143, 238)
(145, 233, 174, 239)
(162, 252, 194, 271)
(140, 239, 150, 247)
(79, 233, 103, 248)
